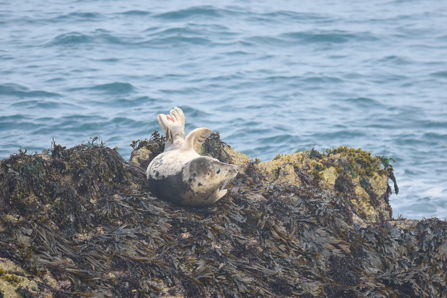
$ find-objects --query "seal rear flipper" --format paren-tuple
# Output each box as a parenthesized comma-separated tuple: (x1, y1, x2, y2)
(181, 128, 211, 152)
(157, 113, 169, 136)
(169, 107, 185, 128)
(157, 107, 186, 150)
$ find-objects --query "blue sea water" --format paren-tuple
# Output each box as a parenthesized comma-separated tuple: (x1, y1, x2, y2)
(1, 0, 446, 219)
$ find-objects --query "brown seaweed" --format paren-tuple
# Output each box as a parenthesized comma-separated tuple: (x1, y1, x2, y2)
(0, 135, 445, 298)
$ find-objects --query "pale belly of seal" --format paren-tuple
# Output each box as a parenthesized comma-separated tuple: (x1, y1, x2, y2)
(147, 151, 202, 206)
(147, 150, 197, 180)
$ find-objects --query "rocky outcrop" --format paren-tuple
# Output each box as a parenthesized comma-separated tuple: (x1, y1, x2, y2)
(258, 147, 394, 224)
(0, 133, 445, 298)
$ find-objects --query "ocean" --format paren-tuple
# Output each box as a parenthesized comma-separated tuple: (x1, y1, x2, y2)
(1, 0, 446, 219)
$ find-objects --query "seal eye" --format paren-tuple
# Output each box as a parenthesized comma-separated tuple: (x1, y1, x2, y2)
(216, 169, 221, 174)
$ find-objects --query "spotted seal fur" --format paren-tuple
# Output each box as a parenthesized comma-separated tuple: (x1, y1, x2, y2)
(146, 107, 238, 207)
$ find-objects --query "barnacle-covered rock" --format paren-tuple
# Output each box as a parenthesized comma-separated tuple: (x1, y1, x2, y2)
(129, 147, 151, 168)
(258, 152, 306, 187)
(259, 147, 394, 223)
(0, 134, 445, 298)
(129, 131, 166, 169)
(0, 257, 56, 298)
(224, 146, 251, 173)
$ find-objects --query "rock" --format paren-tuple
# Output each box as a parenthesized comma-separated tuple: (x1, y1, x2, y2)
(129, 147, 151, 168)
(0, 135, 445, 298)
(258, 152, 306, 187)
(223, 146, 251, 174)
(0, 257, 57, 298)
(259, 148, 393, 223)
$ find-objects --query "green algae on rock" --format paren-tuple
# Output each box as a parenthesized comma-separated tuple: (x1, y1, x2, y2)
(129, 131, 166, 170)
(258, 146, 396, 224)
(0, 134, 445, 298)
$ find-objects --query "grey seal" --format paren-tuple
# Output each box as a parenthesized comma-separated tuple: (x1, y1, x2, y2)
(146, 107, 238, 207)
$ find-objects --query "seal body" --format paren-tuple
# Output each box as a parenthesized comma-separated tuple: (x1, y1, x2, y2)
(146, 107, 238, 207)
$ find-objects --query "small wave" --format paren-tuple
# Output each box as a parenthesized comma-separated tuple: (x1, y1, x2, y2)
(395, 138, 426, 146)
(69, 82, 135, 94)
(67, 12, 102, 19)
(0, 84, 60, 98)
(313, 131, 366, 139)
(118, 10, 151, 16)
(281, 31, 378, 44)
(303, 76, 344, 84)
(0, 115, 27, 121)
(245, 36, 290, 47)
(89, 82, 136, 94)
(10, 100, 79, 110)
(259, 134, 302, 144)
(155, 6, 222, 20)
(180, 106, 212, 118)
(431, 71, 447, 78)
(417, 120, 447, 129)
(378, 55, 413, 65)
(0, 115, 36, 132)
(154, 6, 240, 20)
(45, 32, 125, 46)
(46, 32, 92, 45)
(262, 11, 328, 21)
(18, 12, 104, 24)
(422, 132, 447, 140)
(111, 117, 141, 125)
(140, 36, 211, 47)
(115, 96, 156, 107)
(223, 51, 251, 56)
(144, 27, 205, 37)
(344, 97, 380, 107)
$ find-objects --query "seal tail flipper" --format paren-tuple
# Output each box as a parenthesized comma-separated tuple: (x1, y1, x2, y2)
(169, 107, 185, 128)
(181, 128, 211, 152)
(157, 107, 186, 149)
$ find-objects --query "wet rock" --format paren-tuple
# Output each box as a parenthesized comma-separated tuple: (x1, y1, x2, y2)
(0, 135, 445, 298)
(0, 257, 57, 298)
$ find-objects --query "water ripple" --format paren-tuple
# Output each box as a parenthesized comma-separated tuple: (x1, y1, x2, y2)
(45, 31, 125, 46)
(1, 0, 446, 219)
(118, 10, 151, 16)
(154, 6, 241, 20)
(0, 84, 60, 98)
(69, 82, 136, 94)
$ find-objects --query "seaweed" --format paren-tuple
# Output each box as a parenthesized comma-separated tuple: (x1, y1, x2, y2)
(129, 131, 166, 170)
(130, 131, 166, 153)
(0, 135, 445, 297)
(380, 157, 399, 195)
(270, 277, 293, 296)
(327, 256, 360, 286)
(334, 172, 355, 194)
(15, 286, 35, 298)
(233, 159, 266, 187)
(200, 132, 232, 164)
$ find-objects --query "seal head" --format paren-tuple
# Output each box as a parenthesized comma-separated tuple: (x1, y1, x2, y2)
(146, 107, 238, 207)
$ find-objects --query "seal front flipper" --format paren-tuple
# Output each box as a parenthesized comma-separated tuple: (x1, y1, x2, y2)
(158, 107, 186, 150)
(181, 128, 211, 152)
